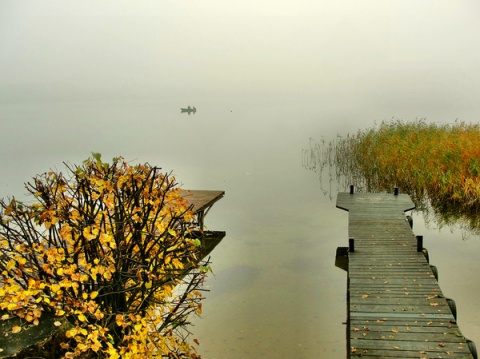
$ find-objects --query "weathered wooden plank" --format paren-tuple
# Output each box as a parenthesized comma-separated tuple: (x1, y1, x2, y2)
(350, 292, 442, 299)
(349, 270, 434, 277)
(349, 270, 432, 275)
(350, 296, 448, 306)
(351, 339, 469, 352)
(336, 192, 416, 213)
(349, 259, 428, 265)
(350, 347, 472, 358)
(336, 191, 474, 359)
(350, 277, 438, 285)
(350, 304, 452, 315)
(351, 330, 466, 342)
(350, 319, 463, 333)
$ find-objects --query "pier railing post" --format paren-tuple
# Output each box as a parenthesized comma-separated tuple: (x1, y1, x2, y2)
(416, 235, 423, 252)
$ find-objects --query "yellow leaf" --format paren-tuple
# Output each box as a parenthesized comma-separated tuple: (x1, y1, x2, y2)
(6, 259, 15, 271)
(103, 271, 112, 280)
(54, 321, 62, 327)
(107, 346, 120, 359)
(7, 303, 19, 311)
(167, 243, 180, 252)
(4, 205, 13, 216)
(90, 291, 99, 300)
(66, 328, 77, 338)
(83, 227, 98, 241)
(12, 325, 21, 334)
(115, 314, 123, 327)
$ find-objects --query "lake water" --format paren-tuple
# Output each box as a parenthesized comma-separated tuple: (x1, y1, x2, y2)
(1, 97, 480, 358)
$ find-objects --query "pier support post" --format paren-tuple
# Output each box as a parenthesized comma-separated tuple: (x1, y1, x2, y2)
(406, 215, 413, 229)
(349, 185, 354, 194)
(394, 187, 399, 195)
(416, 235, 423, 252)
(349, 237, 355, 252)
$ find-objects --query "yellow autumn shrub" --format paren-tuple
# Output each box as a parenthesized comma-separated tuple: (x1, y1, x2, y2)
(0, 154, 206, 358)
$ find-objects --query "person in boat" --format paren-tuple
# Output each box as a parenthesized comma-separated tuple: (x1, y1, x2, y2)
(180, 106, 196, 114)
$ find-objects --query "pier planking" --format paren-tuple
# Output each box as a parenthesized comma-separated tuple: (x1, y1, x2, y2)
(336, 191, 475, 358)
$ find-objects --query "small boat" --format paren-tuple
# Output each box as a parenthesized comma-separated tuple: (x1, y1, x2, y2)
(180, 106, 197, 114)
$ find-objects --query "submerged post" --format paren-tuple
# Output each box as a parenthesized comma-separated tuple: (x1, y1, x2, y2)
(350, 185, 354, 194)
(394, 187, 399, 195)
(416, 235, 423, 252)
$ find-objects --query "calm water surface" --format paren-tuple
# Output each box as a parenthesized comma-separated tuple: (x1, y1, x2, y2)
(1, 98, 479, 358)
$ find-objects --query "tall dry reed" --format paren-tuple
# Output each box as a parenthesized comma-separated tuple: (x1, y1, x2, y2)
(303, 119, 480, 232)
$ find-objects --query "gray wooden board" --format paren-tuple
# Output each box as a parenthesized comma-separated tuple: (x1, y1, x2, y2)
(336, 192, 473, 358)
(350, 297, 449, 306)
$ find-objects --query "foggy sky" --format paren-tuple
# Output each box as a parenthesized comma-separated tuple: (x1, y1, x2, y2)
(2, 4, 480, 355)
(2, 0, 480, 121)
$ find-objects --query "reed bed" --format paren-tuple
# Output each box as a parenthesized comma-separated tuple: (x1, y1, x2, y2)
(303, 119, 480, 232)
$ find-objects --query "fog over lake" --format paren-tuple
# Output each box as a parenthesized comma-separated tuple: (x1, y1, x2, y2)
(2, 1, 480, 358)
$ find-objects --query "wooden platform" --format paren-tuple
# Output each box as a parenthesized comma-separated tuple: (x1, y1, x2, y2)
(336, 191, 475, 358)
(180, 190, 225, 229)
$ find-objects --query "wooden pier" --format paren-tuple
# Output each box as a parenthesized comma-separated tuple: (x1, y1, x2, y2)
(180, 189, 225, 229)
(336, 189, 476, 358)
